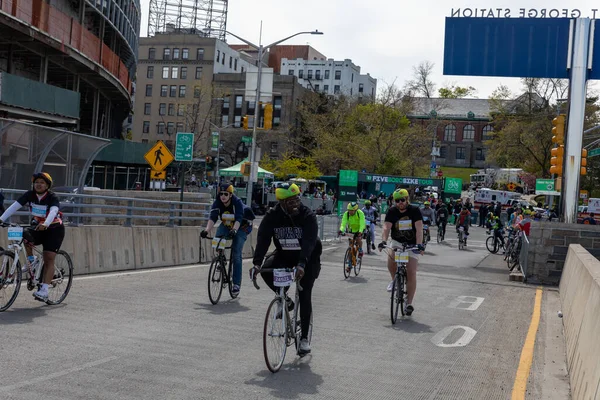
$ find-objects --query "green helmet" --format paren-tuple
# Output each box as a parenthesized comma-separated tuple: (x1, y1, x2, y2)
(347, 202, 359, 211)
(393, 189, 409, 201)
(275, 183, 301, 200)
(364, 200, 371, 206)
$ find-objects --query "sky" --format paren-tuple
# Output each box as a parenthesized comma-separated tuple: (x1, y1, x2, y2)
(138, 0, 600, 99)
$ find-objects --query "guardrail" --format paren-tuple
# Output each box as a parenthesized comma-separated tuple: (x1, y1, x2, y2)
(316, 214, 342, 242)
(519, 232, 530, 280)
(0, 189, 209, 227)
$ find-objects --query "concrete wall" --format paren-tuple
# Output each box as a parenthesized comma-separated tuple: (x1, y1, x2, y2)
(527, 221, 600, 285)
(559, 245, 600, 400)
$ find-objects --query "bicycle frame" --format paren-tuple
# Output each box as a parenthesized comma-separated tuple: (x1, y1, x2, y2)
(1, 225, 44, 286)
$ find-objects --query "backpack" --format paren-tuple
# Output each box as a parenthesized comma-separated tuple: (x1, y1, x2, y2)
(242, 204, 256, 221)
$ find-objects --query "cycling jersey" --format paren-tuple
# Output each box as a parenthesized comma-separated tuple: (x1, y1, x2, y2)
(16, 190, 63, 226)
(420, 207, 436, 225)
(385, 204, 422, 245)
(437, 207, 449, 221)
(457, 211, 471, 226)
(361, 206, 378, 223)
(209, 194, 252, 228)
(340, 209, 366, 234)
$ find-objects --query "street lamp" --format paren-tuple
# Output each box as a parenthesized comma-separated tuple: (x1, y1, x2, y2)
(224, 27, 324, 205)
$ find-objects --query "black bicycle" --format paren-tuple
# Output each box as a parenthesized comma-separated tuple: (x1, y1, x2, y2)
(385, 243, 418, 324)
(205, 236, 237, 304)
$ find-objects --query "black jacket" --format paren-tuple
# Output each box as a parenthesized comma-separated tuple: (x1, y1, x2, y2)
(253, 203, 321, 272)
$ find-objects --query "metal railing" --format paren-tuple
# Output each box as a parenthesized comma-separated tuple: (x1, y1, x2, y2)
(519, 232, 530, 281)
(0, 189, 210, 227)
(317, 214, 342, 242)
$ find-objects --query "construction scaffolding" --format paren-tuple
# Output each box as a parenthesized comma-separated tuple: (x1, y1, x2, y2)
(147, 0, 228, 39)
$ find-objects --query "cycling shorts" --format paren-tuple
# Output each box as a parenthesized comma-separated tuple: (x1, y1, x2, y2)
(27, 224, 65, 253)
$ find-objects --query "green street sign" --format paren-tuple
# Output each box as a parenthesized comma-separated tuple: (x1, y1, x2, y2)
(175, 132, 194, 161)
(211, 132, 219, 152)
(589, 148, 600, 157)
(339, 170, 358, 187)
(535, 179, 560, 195)
(242, 136, 252, 144)
(445, 177, 463, 194)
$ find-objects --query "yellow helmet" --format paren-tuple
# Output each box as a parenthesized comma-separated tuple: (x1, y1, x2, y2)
(393, 189, 409, 201)
(347, 202, 359, 211)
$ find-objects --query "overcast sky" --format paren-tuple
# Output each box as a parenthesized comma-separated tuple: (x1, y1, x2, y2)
(139, 0, 599, 99)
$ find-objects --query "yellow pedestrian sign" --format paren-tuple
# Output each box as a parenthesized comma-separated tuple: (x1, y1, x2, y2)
(150, 169, 166, 180)
(144, 140, 174, 172)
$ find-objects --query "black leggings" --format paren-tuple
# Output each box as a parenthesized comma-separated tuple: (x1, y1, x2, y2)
(260, 257, 316, 340)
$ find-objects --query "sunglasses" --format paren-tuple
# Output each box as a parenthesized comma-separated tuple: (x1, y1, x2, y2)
(219, 192, 231, 197)
(395, 198, 407, 203)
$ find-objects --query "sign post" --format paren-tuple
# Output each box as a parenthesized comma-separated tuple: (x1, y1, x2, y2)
(175, 132, 194, 225)
(338, 170, 358, 217)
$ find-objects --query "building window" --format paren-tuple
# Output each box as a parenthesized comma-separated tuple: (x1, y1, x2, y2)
(167, 122, 175, 135)
(159, 103, 166, 115)
(168, 103, 175, 116)
(325, 70, 330, 79)
(234, 59, 238, 71)
(182, 48, 189, 59)
(270, 142, 278, 153)
(334, 85, 340, 94)
(148, 48, 156, 60)
(308, 70, 313, 79)
(144, 103, 151, 115)
(195, 67, 202, 79)
(221, 115, 229, 127)
(298, 70, 304, 78)
(440, 146, 447, 158)
(463, 124, 475, 141)
(351, 73, 354, 83)
(145, 84, 153, 96)
(324, 84, 329, 92)
(171, 67, 178, 79)
(456, 147, 466, 159)
(482, 124, 494, 141)
(234, 115, 242, 128)
(444, 124, 456, 141)
(177, 104, 185, 116)
(194, 86, 201, 98)
(476, 148, 485, 161)
(274, 97, 282, 110)
(160, 85, 167, 97)
(222, 53, 225, 65)
(181, 67, 187, 79)
(173, 48, 180, 59)
(314, 84, 320, 91)
(142, 139, 149, 144)
(335, 70, 341, 80)
(315, 70, 321, 80)
(235, 95, 243, 109)
(179, 85, 186, 97)
(176, 122, 184, 132)
(147, 66, 154, 79)
(143, 121, 150, 133)
(216, 50, 220, 62)
(197, 48, 204, 60)
(359, 83, 364, 93)
(163, 48, 171, 60)
(162, 67, 169, 79)
(157, 122, 165, 134)
(229, 56, 233, 68)
(288, 69, 295, 76)
(170, 85, 177, 97)
(222, 96, 230, 109)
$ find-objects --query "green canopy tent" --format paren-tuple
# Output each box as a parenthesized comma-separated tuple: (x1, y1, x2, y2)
(219, 160, 274, 179)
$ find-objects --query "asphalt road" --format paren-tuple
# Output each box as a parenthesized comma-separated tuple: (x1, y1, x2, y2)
(0, 226, 570, 399)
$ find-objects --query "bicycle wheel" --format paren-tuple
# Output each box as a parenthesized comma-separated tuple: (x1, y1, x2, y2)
(366, 233, 372, 255)
(486, 236, 499, 254)
(263, 297, 287, 373)
(437, 228, 442, 243)
(354, 255, 361, 276)
(343, 248, 351, 279)
(0, 251, 22, 312)
(390, 274, 402, 324)
(46, 250, 74, 305)
(227, 258, 238, 299)
(207, 256, 224, 305)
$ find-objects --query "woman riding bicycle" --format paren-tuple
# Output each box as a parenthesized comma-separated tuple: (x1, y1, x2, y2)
(0, 172, 65, 302)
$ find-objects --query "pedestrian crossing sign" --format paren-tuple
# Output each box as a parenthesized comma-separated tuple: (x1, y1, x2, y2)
(150, 169, 166, 180)
(144, 140, 174, 172)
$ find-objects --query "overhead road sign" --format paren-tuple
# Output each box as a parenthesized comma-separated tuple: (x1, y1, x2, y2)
(144, 141, 173, 172)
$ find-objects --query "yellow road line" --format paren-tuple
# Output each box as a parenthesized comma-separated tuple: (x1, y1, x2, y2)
(511, 287, 543, 400)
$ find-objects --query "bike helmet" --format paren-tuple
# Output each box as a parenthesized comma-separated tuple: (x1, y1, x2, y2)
(347, 202, 359, 211)
(364, 200, 371, 206)
(219, 182, 234, 193)
(424, 201, 430, 206)
(392, 189, 409, 200)
(32, 172, 53, 188)
(275, 183, 300, 200)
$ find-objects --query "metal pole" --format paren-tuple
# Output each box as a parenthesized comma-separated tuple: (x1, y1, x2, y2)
(179, 162, 185, 226)
(246, 41, 263, 206)
(563, 18, 591, 224)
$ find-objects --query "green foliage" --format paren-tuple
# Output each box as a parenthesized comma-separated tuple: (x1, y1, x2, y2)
(260, 153, 321, 180)
(438, 85, 477, 99)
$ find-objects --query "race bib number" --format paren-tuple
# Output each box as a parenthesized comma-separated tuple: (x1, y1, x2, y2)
(459, 226, 465, 231)
(7, 227, 23, 241)
(211, 238, 229, 249)
(31, 204, 47, 218)
(280, 238, 301, 250)
(395, 252, 409, 263)
(273, 269, 293, 287)
(221, 213, 235, 227)
(396, 220, 412, 231)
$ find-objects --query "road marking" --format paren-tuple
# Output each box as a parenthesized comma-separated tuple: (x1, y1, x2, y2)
(511, 287, 543, 400)
(448, 296, 485, 311)
(0, 356, 118, 392)
(431, 325, 477, 347)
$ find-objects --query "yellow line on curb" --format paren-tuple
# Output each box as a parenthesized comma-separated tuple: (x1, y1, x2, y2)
(511, 287, 543, 400)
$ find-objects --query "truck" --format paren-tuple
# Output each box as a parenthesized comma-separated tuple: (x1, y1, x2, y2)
(474, 188, 521, 207)
(470, 168, 525, 192)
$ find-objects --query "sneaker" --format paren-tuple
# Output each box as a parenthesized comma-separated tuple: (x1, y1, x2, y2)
(231, 284, 240, 296)
(33, 288, 48, 302)
(405, 304, 414, 316)
(386, 280, 394, 292)
(299, 339, 311, 354)
(371, 243, 376, 250)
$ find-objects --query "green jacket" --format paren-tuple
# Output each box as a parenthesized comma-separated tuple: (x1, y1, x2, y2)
(340, 209, 366, 233)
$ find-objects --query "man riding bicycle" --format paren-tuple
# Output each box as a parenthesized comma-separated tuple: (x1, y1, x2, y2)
(361, 200, 378, 251)
(378, 189, 424, 316)
(455, 205, 471, 245)
(201, 182, 253, 296)
(420, 201, 436, 242)
(436, 203, 449, 239)
(249, 183, 322, 355)
(0, 172, 64, 302)
(339, 202, 366, 272)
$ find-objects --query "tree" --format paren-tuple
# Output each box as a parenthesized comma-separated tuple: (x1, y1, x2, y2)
(405, 61, 436, 98)
(438, 85, 477, 98)
(260, 153, 321, 180)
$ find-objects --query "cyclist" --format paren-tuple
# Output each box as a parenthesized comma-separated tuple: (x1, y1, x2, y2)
(201, 182, 252, 296)
(249, 183, 322, 355)
(455, 205, 471, 245)
(378, 189, 424, 316)
(339, 202, 366, 272)
(361, 200, 378, 251)
(420, 201, 436, 242)
(0, 172, 64, 302)
(436, 202, 449, 239)
(518, 209, 533, 236)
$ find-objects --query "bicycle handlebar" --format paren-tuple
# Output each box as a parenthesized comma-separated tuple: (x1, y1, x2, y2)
(251, 267, 303, 291)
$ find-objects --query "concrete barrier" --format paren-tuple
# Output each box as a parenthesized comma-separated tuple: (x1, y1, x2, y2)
(559, 244, 600, 400)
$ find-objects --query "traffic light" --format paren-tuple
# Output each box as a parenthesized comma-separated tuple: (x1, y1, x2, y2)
(550, 145, 564, 176)
(242, 115, 249, 130)
(552, 114, 566, 145)
(263, 103, 273, 130)
(205, 156, 213, 170)
(581, 148, 588, 175)
(240, 162, 251, 176)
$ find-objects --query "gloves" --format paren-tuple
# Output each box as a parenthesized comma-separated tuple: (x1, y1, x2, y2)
(417, 244, 425, 252)
(227, 229, 237, 240)
(378, 241, 387, 250)
(295, 265, 305, 281)
(200, 230, 209, 238)
(249, 265, 261, 280)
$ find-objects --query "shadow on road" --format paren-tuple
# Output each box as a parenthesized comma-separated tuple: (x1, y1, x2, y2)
(245, 361, 323, 398)
(0, 304, 49, 324)
(473, 265, 511, 275)
(386, 318, 434, 334)
(344, 276, 369, 284)
(194, 300, 250, 314)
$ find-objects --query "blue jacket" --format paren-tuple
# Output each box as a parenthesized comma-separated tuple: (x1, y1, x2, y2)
(209, 194, 246, 227)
